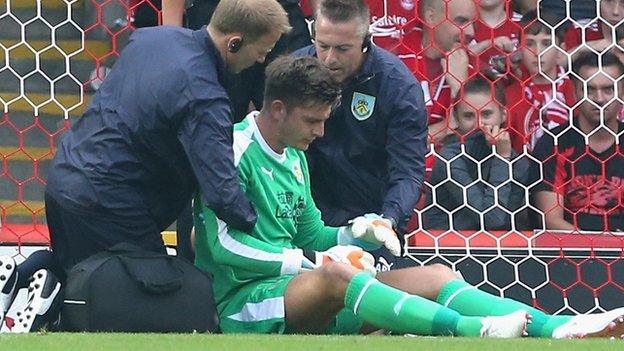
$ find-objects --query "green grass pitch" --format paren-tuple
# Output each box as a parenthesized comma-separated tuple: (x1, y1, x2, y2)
(0, 333, 619, 351)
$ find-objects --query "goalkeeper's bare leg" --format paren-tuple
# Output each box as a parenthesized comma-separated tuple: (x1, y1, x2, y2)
(375, 263, 458, 300)
(285, 263, 458, 332)
(283, 262, 528, 337)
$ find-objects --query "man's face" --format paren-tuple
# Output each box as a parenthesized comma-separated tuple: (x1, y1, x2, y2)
(575, 65, 624, 126)
(278, 103, 332, 151)
(426, 0, 476, 53)
(314, 15, 366, 83)
(601, 0, 624, 26)
(521, 31, 559, 76)
(228, 30, 281, 73)
(455, 91, 506, 134)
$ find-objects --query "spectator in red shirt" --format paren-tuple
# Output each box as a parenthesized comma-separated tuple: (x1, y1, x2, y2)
(469, 0, 522, 79)
(564, 0, 624, 51)
(403, 0, 477, 145)
(367, 0, 418, 50)
(506, 10, 574, 153)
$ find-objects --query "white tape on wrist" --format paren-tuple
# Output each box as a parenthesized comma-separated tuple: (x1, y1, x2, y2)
(337, 226, 354, 245)
(281, 248, 304, 275)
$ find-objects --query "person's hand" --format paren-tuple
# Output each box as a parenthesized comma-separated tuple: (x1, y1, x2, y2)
(301, 245, 376, 276)
(483, 124, 512, 158)
(443, 47, 470, 81)
(442, 47, 470, 97)
(493, 36, 516, 53)
(509, 50, 524, 78)
(339, 213, 401, 256)
(487, 37, 520, 78)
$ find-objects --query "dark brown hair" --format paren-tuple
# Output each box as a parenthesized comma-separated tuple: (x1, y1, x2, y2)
(315, 0, 370, 37)
(264, 56, 342, 110)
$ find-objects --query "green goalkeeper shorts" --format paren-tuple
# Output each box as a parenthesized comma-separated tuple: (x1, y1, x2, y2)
(219, 275, 363, 334)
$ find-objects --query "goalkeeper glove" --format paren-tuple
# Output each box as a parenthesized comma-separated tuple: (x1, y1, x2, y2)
(338, 213, 401, 256)
(301, 245, 376, 276)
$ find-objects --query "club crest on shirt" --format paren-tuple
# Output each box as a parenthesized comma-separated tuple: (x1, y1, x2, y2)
(292, 160, 304, 184)
(351, 92, 376, 121)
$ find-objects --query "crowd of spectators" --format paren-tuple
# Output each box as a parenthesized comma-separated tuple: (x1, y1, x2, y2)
(360, 0, 624, 233)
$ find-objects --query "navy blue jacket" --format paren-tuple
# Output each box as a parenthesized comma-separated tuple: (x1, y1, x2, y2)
(293, 44, 427, 231)
(46, 26, 257, 232)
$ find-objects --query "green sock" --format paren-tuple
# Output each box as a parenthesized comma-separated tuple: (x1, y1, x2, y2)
(344, 272, 484, 336)
(436, 279, 571, 337)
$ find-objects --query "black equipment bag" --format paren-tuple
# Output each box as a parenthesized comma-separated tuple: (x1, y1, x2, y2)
(60, 242, 219, 332)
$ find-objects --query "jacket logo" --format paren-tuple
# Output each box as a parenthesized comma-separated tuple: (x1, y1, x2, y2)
(351, 92, 376, 121)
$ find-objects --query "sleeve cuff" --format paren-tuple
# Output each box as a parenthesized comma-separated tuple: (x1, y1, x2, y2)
(336, 226, 354, 246)
(281, 248, 304, 275)
(380, 210, 399, 230)
(337, 226, 380, 252)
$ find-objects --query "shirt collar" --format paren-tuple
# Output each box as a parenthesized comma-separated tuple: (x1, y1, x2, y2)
(247, 112, 287, 163)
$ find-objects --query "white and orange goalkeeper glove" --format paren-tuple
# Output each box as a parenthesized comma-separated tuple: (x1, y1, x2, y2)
(301, 245, 376, 276)
(338, 213, 401, 256)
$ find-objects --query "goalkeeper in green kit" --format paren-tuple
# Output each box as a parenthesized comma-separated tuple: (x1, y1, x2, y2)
(193, 55, 624, 338)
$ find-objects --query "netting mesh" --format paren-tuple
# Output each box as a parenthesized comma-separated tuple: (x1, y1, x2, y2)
(0, 0, 148, 248)
(1, 0, 623, 313)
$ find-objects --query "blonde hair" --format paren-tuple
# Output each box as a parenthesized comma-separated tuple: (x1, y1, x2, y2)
(210, 0, 291, 42)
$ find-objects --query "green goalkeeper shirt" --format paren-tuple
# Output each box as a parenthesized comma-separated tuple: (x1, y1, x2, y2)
(194, 112, 338, 309)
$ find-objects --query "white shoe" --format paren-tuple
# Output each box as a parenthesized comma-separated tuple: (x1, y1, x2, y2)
(1, 269, 61, 333)
(0, 257, 18, 323)
(551, 307, 624, 339)
(480, 310, 529, 338)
